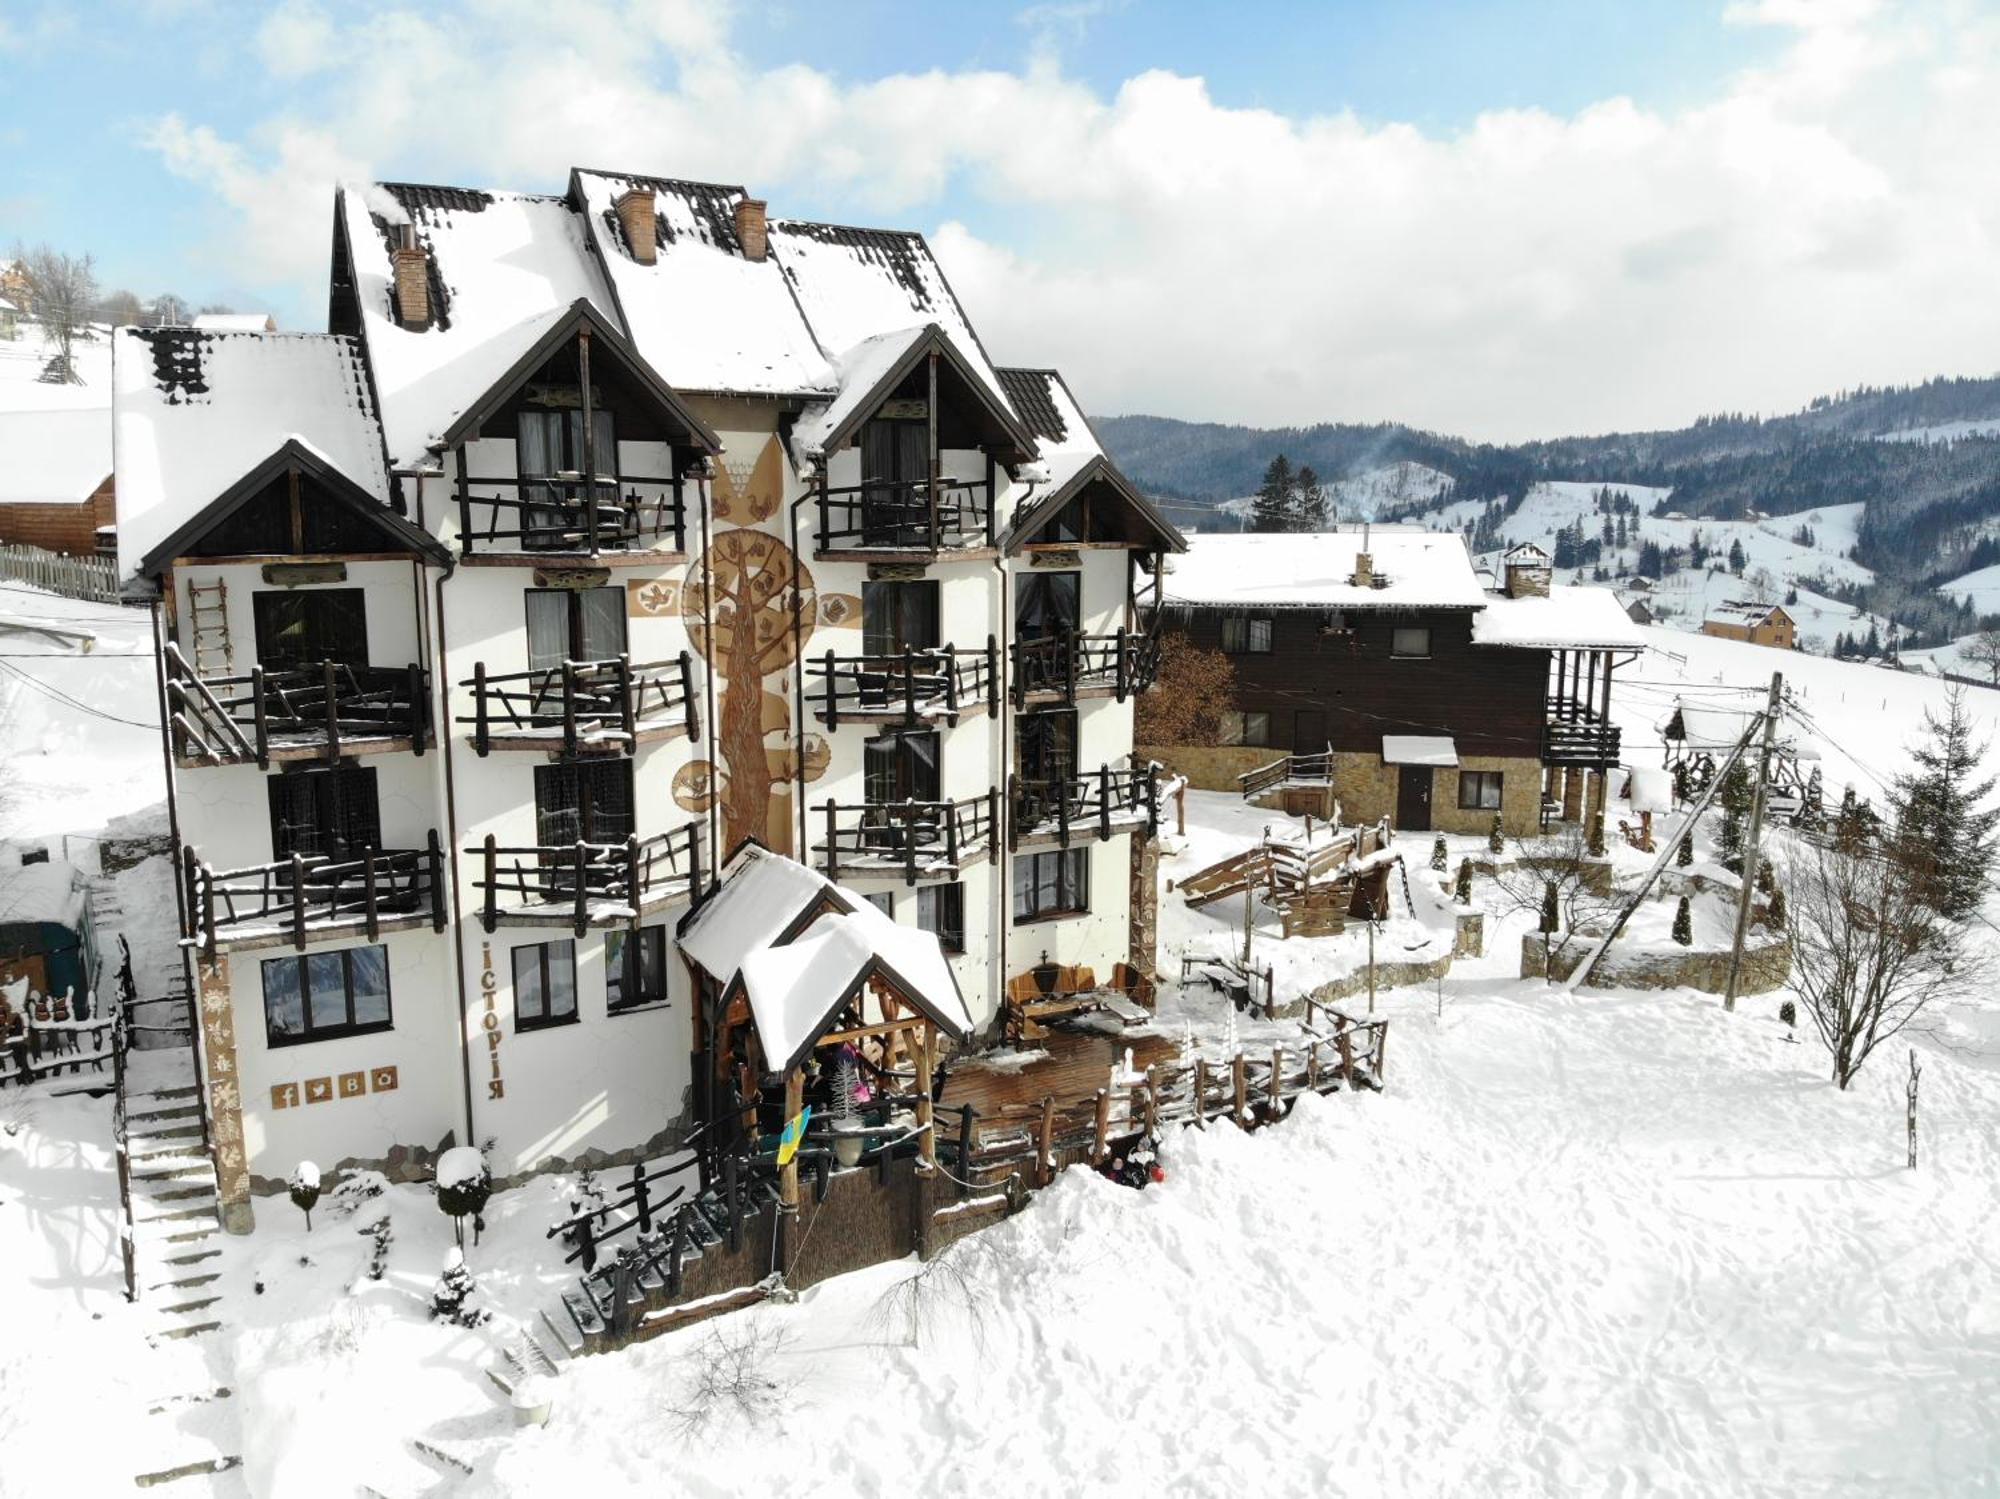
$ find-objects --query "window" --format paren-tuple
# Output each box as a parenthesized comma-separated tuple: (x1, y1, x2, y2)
(863, 731, 941, 805)
(1015, 571, 1080, 643)
(1013, 847, 1089, 923)
(252, 588, 369, 670)
(1391, 627, 1431, 658)
(533, 759, 634, 846)
(606, 927, 667, 1013)
(262, 945, 391, 1046)
(517, 406, 618, 550)
(861, 579, 939, 656)
(1221, 710, 1271, 748)
(861, 890, 895, 916)
(267, 766, 380, 861)
(525, 586, 627, 673)
(1220, 613, 1272, 654)
(860, 415, 930, 545)
(1458, 771, 1504, 811)
(513, 939, 578, 1030)
(1018, 709, 1076, 784)
(917, 882, 965, 954)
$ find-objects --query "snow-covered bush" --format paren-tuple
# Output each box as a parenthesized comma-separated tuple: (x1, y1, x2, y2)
(435, 1146, 493, 1249)
(1429, 834, 1448, 872)
(1454, 858, 1473, 906)
(1487, 815, 1504, 856)
(1676, 832, 1693, 868)
(288, 1161, 322, 1232)
(1767, 885, 1787, 928)
(429, 1246, 489, 1328)
(361, 1216, 392, 1281)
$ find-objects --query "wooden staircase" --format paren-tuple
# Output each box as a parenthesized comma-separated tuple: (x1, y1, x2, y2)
(1173, 819, 1397, 937)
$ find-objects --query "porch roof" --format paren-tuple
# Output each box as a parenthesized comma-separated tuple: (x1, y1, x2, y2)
(1382, 735, 1459, 767)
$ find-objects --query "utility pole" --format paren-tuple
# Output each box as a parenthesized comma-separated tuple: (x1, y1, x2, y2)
(1724, 670, 1782, 1011)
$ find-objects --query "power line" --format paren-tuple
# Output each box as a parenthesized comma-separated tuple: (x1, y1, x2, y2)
(0, 660, 158, 729)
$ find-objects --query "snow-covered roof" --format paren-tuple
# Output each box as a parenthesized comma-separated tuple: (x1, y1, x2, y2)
(192, 313, 275, 333)
(787, 322, 1030, 465)
(0, 407, 111, 505)
(1382, 735, 1458, 767)
(1706, 599, 1790, 627)
(680, 842, 970, 1076)
(339, 183, 622, 472)
(0, 858, 85, 928)
(996, 369, 1184, 553)
(572, 171, 834, 398)
(1473, 586, 1648, 650)
(1163, 530, 1488, 609)
(1662, 697, 1819, 759)
(112, 328, 392, 583)
(1626, 765, 1674, 814)
(1503, 542, 1551, 562)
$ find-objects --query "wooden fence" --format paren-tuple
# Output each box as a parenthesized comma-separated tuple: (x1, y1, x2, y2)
(0, 542, 120, 603)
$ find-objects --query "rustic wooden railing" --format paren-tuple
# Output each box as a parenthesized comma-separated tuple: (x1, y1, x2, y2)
(474, 824, 703, 935)
(1238, 749, 1337, 802)
(806, 640, 999, 727)
(1010, 628, 1158, 707)
(1009, 763, 1159, 846)
(461, 652, 697, 756)
(183, 836, 447, 958)
(1543, 714, 1622, 767)
(164, 642, 429, 768)
(814, 476, 993, 553)
(814, 792, 1000, 884)
(452, 470, 687, 556)
(0, 542, 119, 603)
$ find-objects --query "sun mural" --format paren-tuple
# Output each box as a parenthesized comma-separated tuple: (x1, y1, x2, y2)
(673, 436, 854, 854)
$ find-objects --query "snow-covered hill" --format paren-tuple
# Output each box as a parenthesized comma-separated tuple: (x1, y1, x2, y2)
(0, 319, 116, 410)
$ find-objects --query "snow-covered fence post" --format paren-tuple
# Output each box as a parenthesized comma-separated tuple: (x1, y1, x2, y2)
(630, 1161, 652, 1236)
(1267, 1045, 1284, 1118)
(1192, 1059, 1208, 1129)
(1037, 1095, 1056, 1183)
(1231, 1054, 1248, 1128)
(1091, 1089, 1111, 1164)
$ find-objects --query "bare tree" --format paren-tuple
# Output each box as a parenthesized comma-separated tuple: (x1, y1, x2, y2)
(150, 292, 191, 327)
(1780, 836, 1966, 1089)
(98, 289, 142, 326)
(1135, 631, 1237, 746)
(1961, 630, 2000, 686)
(1493, 824, 1621, 980)
(11, 242, 98, 384)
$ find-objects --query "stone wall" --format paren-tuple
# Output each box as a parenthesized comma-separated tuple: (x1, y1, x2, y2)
(1137, 743, 1272, 793)
(1334, 752, 1544, 837)
(1521, 928, 1792, 994)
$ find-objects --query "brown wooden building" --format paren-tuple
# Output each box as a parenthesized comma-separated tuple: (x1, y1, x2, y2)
(1701, 600, 1795, 650)
(0, 407, 115, 557)
(1146, 529, 1644, 835)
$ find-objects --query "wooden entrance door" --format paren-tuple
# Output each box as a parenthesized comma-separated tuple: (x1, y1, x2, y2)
(1396, 765, 1433, 831)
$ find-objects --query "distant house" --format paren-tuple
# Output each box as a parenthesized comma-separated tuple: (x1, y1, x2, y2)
(0, 293, 19, 339)
(1626, 598, 1654, 626)
(191, 312, 278, 333)
(1701, 600, 1795, 649)
(0, 848, 101, 1015)
(0, 407, 115, 557)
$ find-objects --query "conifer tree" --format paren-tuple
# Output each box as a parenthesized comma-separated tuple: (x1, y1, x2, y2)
(1250, 455, 1296, 534)
(1488, 814, 1505, 856)
(1675, 830, 1694, 868)
(1887, 685, 2000, 920)
(1293, 464, 1327, 532)
(1672, 895, 1694, 946)
(1455, 858, 1473, 905)
(1718, 762, 1752, 872)
(1430, 833, 1448, 872)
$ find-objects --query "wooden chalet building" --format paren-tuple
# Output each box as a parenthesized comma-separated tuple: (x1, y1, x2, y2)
(1701, 599, 1796, 650)
(115, 171, 1182, 1233)
(1146, 529, 1644, 836)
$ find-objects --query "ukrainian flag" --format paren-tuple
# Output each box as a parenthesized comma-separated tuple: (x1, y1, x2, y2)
(776, 1105, 813, 1167)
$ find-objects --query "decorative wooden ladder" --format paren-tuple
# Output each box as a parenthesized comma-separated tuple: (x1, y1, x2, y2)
(186, 580, 232, 678)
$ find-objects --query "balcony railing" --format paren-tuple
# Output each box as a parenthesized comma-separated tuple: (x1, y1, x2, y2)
(462, 653, 699, 756)
(165, 642, 429, 769)
(1010, 629, 1157, 707)
(1238, 750, 1336, 802)
(473, 824, 704, 936)
(1543, 712, 1622, 767)
(183, 836, 446, 958)
(814, 477, 994, 554)
(806, 642, 999, 727)
(813, 793, 1000, 884)
(453, 473, 687, 558)
(1009, 764, 1160, 847)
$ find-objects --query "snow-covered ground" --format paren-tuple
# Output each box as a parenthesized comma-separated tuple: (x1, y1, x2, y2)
(0, 319, 115, 410)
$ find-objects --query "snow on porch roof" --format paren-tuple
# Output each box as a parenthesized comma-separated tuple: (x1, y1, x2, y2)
(1163, 530, 1487, 609)
(1472, 586, 1648, 651)
(1381, 735, 1458, 767)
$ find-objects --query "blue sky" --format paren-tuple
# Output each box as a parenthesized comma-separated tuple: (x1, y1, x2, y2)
(0, 1, 1987, 440)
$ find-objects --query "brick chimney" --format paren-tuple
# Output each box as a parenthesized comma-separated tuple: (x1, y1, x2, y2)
(1351, 552, 1374, 588)
(391, 225, 429, 330)
(734, 197, 768, 262)
(615, 187, 657, 265)
(1506, 558, 1551, 598)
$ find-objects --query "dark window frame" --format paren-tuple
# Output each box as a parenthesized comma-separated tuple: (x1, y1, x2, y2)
(252, 587, 370, 671)
(1242, 710, 1273, 748)
(605, 926, 668, 1014)
(260, 944, 393, 1048)
(1390, 625, 1432, 659)
(1220, 613, 1273, 655)
(917, 881, 965, 954)
(1458, 770, 1504, 811)
(1013, 847, 1090, 924)
(266, 765, 381, 862)
(513, 938, 579, 1032)
(516, 404, 619, 552)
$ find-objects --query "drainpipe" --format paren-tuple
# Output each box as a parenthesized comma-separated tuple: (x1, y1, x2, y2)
(696, 464, 721, 877)
(789, 467, 818, 864)
(992, 474, 1037, 1025)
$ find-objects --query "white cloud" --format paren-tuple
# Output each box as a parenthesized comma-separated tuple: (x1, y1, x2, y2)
(256, 1, 339, 78)
(143, 0, 2000, 440)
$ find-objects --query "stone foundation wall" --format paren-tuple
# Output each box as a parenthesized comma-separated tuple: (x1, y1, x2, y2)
(1137, 743, 1273, 793)
(1334, 753, 1544, 838)
(1522, 929, 1792, 994)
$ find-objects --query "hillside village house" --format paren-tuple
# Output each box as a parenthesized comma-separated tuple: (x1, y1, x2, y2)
(1144, 529, 1643, 836)
(114, 172, 1182, 1232)
(0, 407, 115, 557)
(1702, 599, 1796, 649)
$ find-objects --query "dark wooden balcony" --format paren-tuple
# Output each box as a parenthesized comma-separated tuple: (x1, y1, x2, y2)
(1010, 629, 1157, 708)
(1009, 764, 1160, 849)
(473, 824, 703, 935)
(165, 642, 430, 769)
(814, 477, 994, 557)
(813, 793, 1000, 884)
(183, 836, 446, 958)
(1543, 712, 1622, 768)
(806, 642, 998, 727)
(453, 472, 687, 560)
(462, 653, 699, 756)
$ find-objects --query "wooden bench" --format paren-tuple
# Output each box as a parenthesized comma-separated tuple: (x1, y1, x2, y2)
(1003, 964, 1099, 1047)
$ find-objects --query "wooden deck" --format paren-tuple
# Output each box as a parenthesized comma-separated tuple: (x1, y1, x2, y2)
(940, 1024, 1183, 1122)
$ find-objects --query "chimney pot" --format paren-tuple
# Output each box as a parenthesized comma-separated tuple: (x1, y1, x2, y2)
(392, 239, 429, 330)
(734, 197, 768, 262)
(615, 187, 657, 266)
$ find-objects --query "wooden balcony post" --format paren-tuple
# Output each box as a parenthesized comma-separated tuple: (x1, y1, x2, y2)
(1098, 764, 1112, 841)
(679, 651, 698, 740)
(572, 841, 589, 937)
(1064, 627, 1077, 703)
(942, 643, 959, 722)
(481, 834, 498, 934)
(290, 853, 307, 952)
(409, 662, 428, 756)
(816, 485, 829, 553)
(562, 662, 579, 757)
(250, 665, 269, 770)
(1055, 773, 1069, 845)
(903, 803, 918, 887)
(472, 661, 490, 756)
(323, 660, 341, 762)
(902, 644, 916, 722)
(619, 654, 637, 743)
(956, 1104, 974, 1199)
(823, 649, 839, 730)
(986, 635, 999, 714)
(1115, 625, 1129, 702)
(181, 844, 201, 943)
(1146, 766, 1160, 836)
(984, 452, 997, 547)
(363, 849, 380, 943)
(427, 829, 446, 931)
(986, 787, 999, 856)
(1006, 773, 1019, 852)
(824, 801, 839, 881)
(688, 820, 703, 902)
(945, 801, 961, 873)
(625, 834, 641, 913)
(926, 350, 940, 554)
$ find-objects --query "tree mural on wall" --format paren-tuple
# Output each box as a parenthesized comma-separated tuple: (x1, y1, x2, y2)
(676, 436, 852, 854)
